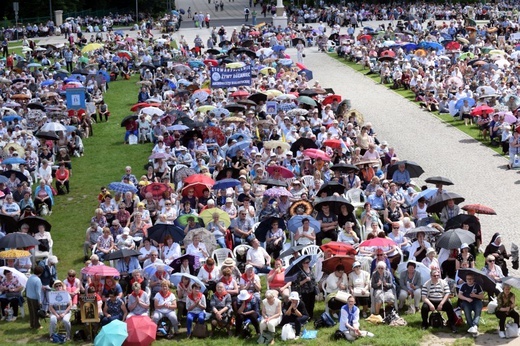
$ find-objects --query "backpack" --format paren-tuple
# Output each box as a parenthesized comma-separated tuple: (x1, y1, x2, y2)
(429, 312, 444, 328)
(314, 312, 336, 328)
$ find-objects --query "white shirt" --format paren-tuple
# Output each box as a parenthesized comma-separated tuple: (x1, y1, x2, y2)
(246, 247, 270, 267)
(186, 242, 208, 261)
(153, 291, 177, 315)
(197, 265, 219, 282)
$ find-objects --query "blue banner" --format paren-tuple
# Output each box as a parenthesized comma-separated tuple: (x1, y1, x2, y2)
(210, 66, 252, 88)
(65, 87, 86, 110)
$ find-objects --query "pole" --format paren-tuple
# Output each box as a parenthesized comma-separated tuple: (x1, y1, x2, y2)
(49, 0, 53, 23)
(136, 0, 138, 23)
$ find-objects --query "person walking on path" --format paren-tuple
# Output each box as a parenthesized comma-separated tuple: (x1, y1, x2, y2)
(26, 265, 44, 329)
(244, 8, 250, 22)
(1, 38, 8, 58)
(252, 9, 257, 25)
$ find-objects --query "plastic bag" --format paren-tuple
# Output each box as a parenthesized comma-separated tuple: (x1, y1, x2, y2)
(301, 329, 318, 339)
(506, 322, 519, 338)
(281, 323, 295, 340)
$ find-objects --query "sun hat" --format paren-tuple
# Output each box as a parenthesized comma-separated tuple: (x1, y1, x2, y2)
(53, 280, 63, 287)
(426, 247, 436, 255)
(289, 291, 300, 300)
(245, 264, 254, 271)
(238, 290, 252, 301)
(353, 261, 361, 268)
(460, 243, 469, 250)
(226, 197, 233, 203)
(222, 258, 236, 266)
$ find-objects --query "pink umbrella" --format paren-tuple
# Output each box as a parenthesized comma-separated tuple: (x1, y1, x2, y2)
(82, 265, 120, 277)
(303, 148, 331, 161)
(266, 165, 294, 179)
(264, 187, 293, 198)
(499, 111, 517, 124)
(148, 152, 168, 160)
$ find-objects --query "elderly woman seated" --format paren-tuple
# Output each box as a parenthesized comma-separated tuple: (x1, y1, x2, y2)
(152, 280, 179, 336)
(209, 282, 232, 336)
(398, 261, 422, 314)
(127, 281, 150, 318)
(371, 261, 395, 315)
(259, 290, 282, 339)
(49, 280, 72, 340)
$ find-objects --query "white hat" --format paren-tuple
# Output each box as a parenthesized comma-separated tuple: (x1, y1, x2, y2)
(226, 197, 233, 203)
(245, 264, 254, 271)
(239, 175, 247, 180)
(352, 261, 361, 268)
(238, 289, 252, 301)
(123, 227, 130, 235)
(460, 243, 469, 250)
(289, 291, 300, 300)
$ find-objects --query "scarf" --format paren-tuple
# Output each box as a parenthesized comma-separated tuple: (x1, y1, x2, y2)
(241, 272, 253, 283)
(159, 289, 171, 299)
(189, 291, 202, 301)
(132, 290, 144, 298)
(155, 271, 166, 280)
(67, 277, 76, 286)
(221, 275, 233, 286)
(214, 289, 228, 301)
(203, 265, 213, 280)
(130, 277, 144, 286)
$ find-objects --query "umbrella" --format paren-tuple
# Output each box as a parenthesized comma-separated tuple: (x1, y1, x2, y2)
(264, 187, 292, 199)
(316, 181, 346, 196)
(124, 315, 157, 346)
(104, 249, 141, 261)
(200, 208, 231, 228)
(175, 214, 205, 228)
(501, 277, 520, 290)
(279, 244, 307, 259)
(40, 122, 67, 132)
(140, 106, 164, 116)
(108, 182, 138, 194)
(264, 140, 291, 151)
(212, 178, 240, 190)
(83, 265, 120, 277)
(404, 226, 440, 239)
(142, 183, 171, 201)
(287, 215, 320, 234)
(298, 69, 314, 80)
(445, 214, 481, 234)
(286, 108, 309, 117)
(322, 94, 342, 106)
(184, 174, 215, 187)
(224, 103, 247, 113)
(446, 76, 463, 88)
(143, 262, 174, 279)
(0, 249, 31, 259)
(0, 214, 18, 233)
(266, 165, 294, 179)
(16, 216, 51, 233)
(291, 138, 318, 155)
(202, 127, 226, 146)
(288, 200, 314, 216)
(320, 242, 356, 256)
(0, 232, 39, 248)
(284, 255, 317, 282)
(94, 319, 127, 346)
(170, 254, 199, 272)
(0, 266, 28, 287)
(330, 163, 359, 174)
(11, 94, 30, 100)
(397, 261, 431, 286)
(226, 140, 251, 157)
(387, 160, 424, 179)
(425, 176, 454, 186)
(314, 196, 354, 215)
(359, 237, 397, 248)
(297, 96, 317, 107)
(248, 93, 268, 104)
(3, 143, 25, 158)
(1, 170, 28, 183)
(148, 152, 168, 160)
(454, 97, 475, 110)
(34, 131, 59, 141)
(255, 217, 287, 242)
(410, 188, 438, 206)
(27, 102, 45, 111)
(302, 148, 331, 161)
(237, 99, 257, 107)
(183, 228, 216, 259)
(170, 273, 206, 293)
(457, 268, 496, 293)
(259, 179, 288, 188)
(323, 139, 344, 149)
(322, 255, 356, 274)
(461, 204, 496, 215)
(182, 182, 211, 198)
(426, 192, 465, 213)
(215, 167, 240, 181)
(437, 229, 475, 250)
(470, 105, 494, 116)
(81, 43, 104, 54)
(148, 223, 185, 243)
(167, 124, 190, 131)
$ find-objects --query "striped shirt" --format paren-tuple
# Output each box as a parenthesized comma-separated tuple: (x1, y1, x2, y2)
(421, 279, 449, 302)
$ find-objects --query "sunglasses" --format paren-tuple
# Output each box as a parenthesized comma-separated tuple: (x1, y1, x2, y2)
(488, 260, 495, 262)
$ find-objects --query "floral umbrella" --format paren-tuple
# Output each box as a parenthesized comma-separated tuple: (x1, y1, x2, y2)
(203, 126, 226, 146)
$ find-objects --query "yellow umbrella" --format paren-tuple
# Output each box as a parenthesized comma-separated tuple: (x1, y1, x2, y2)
(197, 105, 216, 113)
(3, 142, 25, 158)
(255, 22, 267, 29)
(489, 49, 506, 56)
(81, 43, 104, 54)
(264, 140, 290, 151)
(414, 49, 427, 57)
(0, 249, 31, 259)
(265, 89, 283, 98)
(200, 208, 231, 228)
(226, 62, 245, 69)
(260, 67, 276, 75)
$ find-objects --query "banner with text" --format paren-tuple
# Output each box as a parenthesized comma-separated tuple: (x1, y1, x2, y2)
(210, 66, 252, 88)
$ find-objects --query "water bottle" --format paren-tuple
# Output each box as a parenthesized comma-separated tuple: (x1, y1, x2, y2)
(6, 305, 13, 321)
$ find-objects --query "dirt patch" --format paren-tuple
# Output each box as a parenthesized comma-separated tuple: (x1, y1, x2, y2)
(421, 331, 519, 345)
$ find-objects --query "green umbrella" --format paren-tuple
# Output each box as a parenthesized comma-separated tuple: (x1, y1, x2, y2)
(297, 96, 317, 107)
(458, 52, 475, 60)
(175, 214, 205, 227)
(481, 47, 492, 54)
(78, 56, 89, 64)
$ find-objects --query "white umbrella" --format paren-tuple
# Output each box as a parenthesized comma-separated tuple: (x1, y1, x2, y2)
(256, 48, 274, 57)
(275, 94, 297, 101)
(397, 261, 431, 286)
(143, 262, 173, 279)
(140, 106, 164, 116)
(0, 266, 28, 287)
(40, 122, 67, 132)
(1, 107, 17, 115)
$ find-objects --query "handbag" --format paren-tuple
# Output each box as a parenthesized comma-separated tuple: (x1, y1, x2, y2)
(514, 154, 520, 168)
(506, 322, 519, 338)
(335, 290, 351, 303)
(38, 239, 50, 252)
(192, 323, 208, 338)
(353, 287, 369, 297)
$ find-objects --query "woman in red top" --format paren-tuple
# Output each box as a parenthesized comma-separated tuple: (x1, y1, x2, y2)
(55, 162, 70, 194)
(267, 259, 291, 295)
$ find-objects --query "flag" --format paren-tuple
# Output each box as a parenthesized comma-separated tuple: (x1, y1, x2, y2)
(340, 138, 350, 154)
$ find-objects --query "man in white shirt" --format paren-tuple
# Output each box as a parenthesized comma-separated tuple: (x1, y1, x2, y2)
(246, 238, 271, 274)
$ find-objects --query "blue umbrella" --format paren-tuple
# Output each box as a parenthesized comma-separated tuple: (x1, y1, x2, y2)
(455, 97, 475, 110)
(440, 33, 453, 41)
(284, 254, 317, 283)
(148, 223, 185, 243)
(272, 45, 286, 52)
(66, 125, 77, 133)
(177, 79, 191, 86)
(213, 178, 240, 190)
(171, 10, 180, 15)
(165, 78, 176, 89)
(27, 63, 41, 68)
(191, 90, 209, 102)
(40, 79, 55, 87)
(401, 43, 418, 52)
(279, 59, 293, 66)
(2, 115, 22, 122)
(143, 262, 173, 279)
(411, 188, 438, 206)
(227, 140, 251, 157)
(112, 56, 121, 63)
(179, 9, 186, 14)
(107, 182, 138, 194)
(287, 215, 321, 234)
(298, 69, 313, 80)
(419, 41, 443, 51)
(3, 157, 26, 165)
(363, 26, 374, 32)
(212, 108, 230, 117)
(53, 71, 69, 80)
(94, 319, 128, 346)
(188, 60, 204, 68)
(114, 30, 124, 36)
(228, 133, 251, 141)
(167, 124, 190, 131)
(98, 70, 111, 83)
(0, 176, 8, 184)
(279, 102, 297, 111)
(170, 273, 207, 292)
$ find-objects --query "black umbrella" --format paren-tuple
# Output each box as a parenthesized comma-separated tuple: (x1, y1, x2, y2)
(248, 93, 268, 104)
(426, 192, 465, 214)
(170, 254, 197, 272)
(27, 102, 45, 111)
(34, 131, 59, 141)
(240, 40, 254, 48)
(316, 181, 346, 197)
(457, 268, 496, 293)
(1, 170, 28, 183)
(290, 138, 318, 156)
(387, 160, 424, 179)
(328, 33, 339, 42)
(173, 116, 197, 129)
(206, 48, 220, 55)
(181, 129, 203, 147)
(436, 228, 475, 250)
(148, 223, 184, 243)
(139, 63, 156, 71)
(104, 249, 141, 261)
(299, 89, 318, 97)
(0, 232, 40, 248)
(219, 58, 234, 65)
(237, 99, 257, 106)
(284, 254, 316, 283)
(120, 114, 138, 127)
(445, 214, 481, 239)
(17, 216, 51, 233)
(279, 244, 307, 259)
(330, 163, 359, 174)
(255, 217, 286, 242)
(216, 167, 240, 181)
(259, 178, 288, 188)
(224, 103, 247, 113)
(71, 68, 89, 75)
(236, 48, 256, 58)
(0, 214, 18, 233)
(314, 196, 354, 215)
(218, 40, 232, 47)
(291, 38, 305, 46)
(425, 176, 454, 186)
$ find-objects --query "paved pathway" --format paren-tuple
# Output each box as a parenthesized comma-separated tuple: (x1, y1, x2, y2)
(175, 0, 271, 21)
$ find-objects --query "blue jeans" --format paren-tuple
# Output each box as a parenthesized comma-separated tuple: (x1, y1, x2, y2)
(254, 266, 271, 274)
(216, 237, 226, 249)
(186, 311, 205, 335)
(461, 299, 483, 327)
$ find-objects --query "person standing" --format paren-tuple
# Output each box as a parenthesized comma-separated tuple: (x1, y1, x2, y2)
(296, 41, 305, 63)
(1, 38, 8, 58)
(244, 8, 250, 22)
(252, 9, 257, 25)
(26, 265, 44, 329)
(205, 13, 211, 29)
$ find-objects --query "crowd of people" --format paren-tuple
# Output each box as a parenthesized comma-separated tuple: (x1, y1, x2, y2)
(1, 1, 520, 343)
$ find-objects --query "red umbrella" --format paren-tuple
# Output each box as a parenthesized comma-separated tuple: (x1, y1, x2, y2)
(461, 204, 496, 215)
(231, 90, 250, 98)
(323, 139, 343, 149)
(470, 105, 494, 116)
(182, 182, 211, 198)
(322, 94, 342, 106)
(130, 102, 160, 112)
(320, 242, 356, 256)
(82, 265, 120, 277)
(266, 165, 294, 179)
(358, 34, 372, 41)
(446, 41, 461, 51)
(117, 51, 132, 60)
(203, 126, 226, 146)
(184, 174, 215, 186)
(322, 255, 356, 274)
(62, 83, 81, 90)
(359, 237, 397, 248)
(296, 63, 307, 70)
(142, 183, 172, 200)
(204, 59, 219, 67)
(380, 50, 395, 58)
(124, 315, 156, 346)
(303, 148, 331, 161)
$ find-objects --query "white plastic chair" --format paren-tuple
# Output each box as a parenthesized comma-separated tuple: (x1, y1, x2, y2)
(233, 244, 252, 259)
(302, 245, 322, 256)
(301, 175, 314, 189)
(212, 248, 234, 268)
(346, 188, 365, 211)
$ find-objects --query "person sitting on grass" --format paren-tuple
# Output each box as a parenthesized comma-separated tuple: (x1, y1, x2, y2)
(420, 269, 457, 333)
